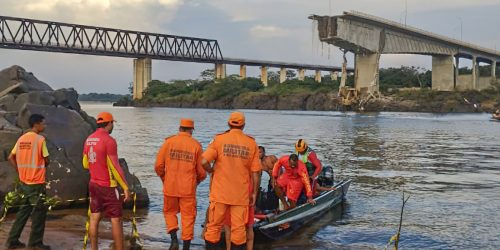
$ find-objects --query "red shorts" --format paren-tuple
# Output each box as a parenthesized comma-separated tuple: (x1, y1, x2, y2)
(277, 175, 304, 202)
(89, 182, 122, 218)
(224, 205, 255, 226)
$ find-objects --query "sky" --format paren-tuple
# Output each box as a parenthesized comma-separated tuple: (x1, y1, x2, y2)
(0, 0, 499, 94)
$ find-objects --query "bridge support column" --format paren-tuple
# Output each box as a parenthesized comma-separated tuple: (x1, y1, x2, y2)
(315, 70, 322, 83)
(472, 56, 478, 89)
(454, 56, 460, 89)
(331, 71, 338, 81)
(298, 69, 305, 81)
(431, 55, 454, 91)
(354, 53, 380, 94)
(279, 67, 287, 83)
(260, 66, 268, 87)
(215, 63, 226, 80)
(240, 65, 247, 80)
(133, 58, 152, 100)
(492, 61, 497, 79)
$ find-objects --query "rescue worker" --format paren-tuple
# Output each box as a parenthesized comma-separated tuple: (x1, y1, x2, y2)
(259, 146, 278, 178)
(295, 139, 322, 180)
(5, 114, 51, 250)
(82, 112, 130, 250)
(272, 154, 315, 210)
(154, 119, 206, 250)
(202, 111, 262, 250)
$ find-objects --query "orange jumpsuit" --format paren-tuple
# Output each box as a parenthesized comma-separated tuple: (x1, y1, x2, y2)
(203, 129, 262, 245)
(154, 132, 206, 241)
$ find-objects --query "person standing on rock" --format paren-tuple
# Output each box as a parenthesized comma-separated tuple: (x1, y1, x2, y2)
(5, 114, 51, 250)
(202, 111, 262, 250)
(82, 112, 130, 250)
(154, 118, 206, 250)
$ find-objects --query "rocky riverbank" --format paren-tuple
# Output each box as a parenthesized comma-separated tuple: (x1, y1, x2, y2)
(117, 88, 500, 113)
(0, 65, 149, 207)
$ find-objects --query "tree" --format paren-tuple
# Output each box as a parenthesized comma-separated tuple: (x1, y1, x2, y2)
(200, 69, 215, 81)
(267, 71, 280, 83)
(286, 69, 296, 80)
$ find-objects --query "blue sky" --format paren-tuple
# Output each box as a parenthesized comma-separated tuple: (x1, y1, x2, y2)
(1, 0, 499, 94)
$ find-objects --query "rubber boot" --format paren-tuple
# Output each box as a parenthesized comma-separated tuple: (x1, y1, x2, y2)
(182, 240, 191, 250)
(230, 243, 247, 250)
(205, 240, 220, 250)
(169, 230, 179, 250)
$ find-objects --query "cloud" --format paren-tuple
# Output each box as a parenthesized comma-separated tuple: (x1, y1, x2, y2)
(249, 25, 291, 39)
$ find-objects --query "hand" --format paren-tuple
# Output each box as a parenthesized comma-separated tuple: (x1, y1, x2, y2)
(271, 178, 277, 188)
(250, 192, 257, 206)
(123, 189, 131, 203)
(307, 198, 316, 206)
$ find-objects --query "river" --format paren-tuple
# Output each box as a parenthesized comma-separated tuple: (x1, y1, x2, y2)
(80, 102, 500, 249)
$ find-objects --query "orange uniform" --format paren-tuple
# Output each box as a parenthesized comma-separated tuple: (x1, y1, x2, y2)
(272, 155, 313, 201)
(11, 132, 49, 184)
(203, 128, 262, 245)
(154, 131, 206, 241)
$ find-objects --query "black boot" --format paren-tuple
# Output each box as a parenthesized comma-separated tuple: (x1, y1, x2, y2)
(230, 243, 247, 250)
(182, 240, 191, 250)
(205, 240, 220, 250)
(169, 230, 179, 250)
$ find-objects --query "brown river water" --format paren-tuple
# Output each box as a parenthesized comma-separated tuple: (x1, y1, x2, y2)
(31, 102, 500, 249)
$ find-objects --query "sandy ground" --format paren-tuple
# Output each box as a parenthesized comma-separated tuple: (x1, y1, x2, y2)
(0, 209, 119, 250)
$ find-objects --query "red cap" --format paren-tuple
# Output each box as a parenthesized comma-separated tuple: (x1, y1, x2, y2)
(96, 112, 115, 124)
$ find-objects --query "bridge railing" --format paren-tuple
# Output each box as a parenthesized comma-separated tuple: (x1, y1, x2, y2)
(0, 16, 223, 62)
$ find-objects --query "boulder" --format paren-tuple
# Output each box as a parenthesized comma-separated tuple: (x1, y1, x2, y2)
(0, 116, 21, 133)
(0, 161, 17, 199)
(53, 88, 81, 112)
(119, 159, 149, 207)
(0, 130, 22, 162)
(0, 94, 16, 111)
(0, 65, 52, 96)
(10, 91, 55, 112)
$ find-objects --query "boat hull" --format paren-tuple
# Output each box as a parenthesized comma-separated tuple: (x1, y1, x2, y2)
(254, 179, 351, 240)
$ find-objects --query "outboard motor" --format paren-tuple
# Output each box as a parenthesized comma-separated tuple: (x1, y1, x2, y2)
(318, 165, 334, 187)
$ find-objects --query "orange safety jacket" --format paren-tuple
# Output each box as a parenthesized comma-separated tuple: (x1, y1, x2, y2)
(82, 128, 129, 190)
(272, 155, 313, 198)
(154, 132, 206, 197)
(11, 132, 49, 185)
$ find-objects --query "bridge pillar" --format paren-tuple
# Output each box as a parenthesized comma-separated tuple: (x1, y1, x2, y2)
(330, 71, 338, 81)
(133, 58, 152, 100)
(279, 67, 287, 83)
(454, 56, 460, 89)
(260, 66, 268, 87)
(472, 56, 478, 89)
(240, 65, 247, 80)
(431, 55, 454, 91)
(215, 63, 226, 80)
(492, 61, 497, 78)
(298, 69, 305, 81)
(354, 53, 380, 94)
(315, 70, 322, 83)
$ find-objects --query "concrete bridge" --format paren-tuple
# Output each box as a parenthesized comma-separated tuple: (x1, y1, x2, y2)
(311, 11, 500, 94)
(0, 15, 351, 99)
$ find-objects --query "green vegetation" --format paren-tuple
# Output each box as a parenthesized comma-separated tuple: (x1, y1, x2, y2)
(79, 93, 128, 102)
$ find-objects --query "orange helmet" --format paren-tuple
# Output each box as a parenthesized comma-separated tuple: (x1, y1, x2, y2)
(295, 139, 308, 152)
(96, 112, 115, 124)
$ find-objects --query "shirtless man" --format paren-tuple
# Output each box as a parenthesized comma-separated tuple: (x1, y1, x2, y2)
(259, 146, 277, 178)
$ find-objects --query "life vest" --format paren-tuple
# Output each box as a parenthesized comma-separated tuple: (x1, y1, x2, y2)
(16, 132, 47, 184)
(297, 147, 315, 177)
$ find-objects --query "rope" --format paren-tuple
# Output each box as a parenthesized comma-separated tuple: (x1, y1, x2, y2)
(129, 192, 143, 249)
(383, 233, 399, 250)
(82, 203, 91, 250)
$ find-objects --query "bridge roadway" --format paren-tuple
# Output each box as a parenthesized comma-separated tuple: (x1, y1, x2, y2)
(0, 15, 349, 99)
(311, 11, 500, 93)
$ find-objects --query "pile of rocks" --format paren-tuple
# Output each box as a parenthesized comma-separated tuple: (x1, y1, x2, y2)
(0, 65, 148, 207)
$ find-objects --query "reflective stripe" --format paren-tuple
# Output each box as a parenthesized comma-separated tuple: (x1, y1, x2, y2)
(297, 149, 311, 164)
(17, 164, 45, 169)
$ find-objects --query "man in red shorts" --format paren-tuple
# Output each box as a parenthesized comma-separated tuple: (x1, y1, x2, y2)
(272, 154, 315, 210)
(83, 112, 130, 250)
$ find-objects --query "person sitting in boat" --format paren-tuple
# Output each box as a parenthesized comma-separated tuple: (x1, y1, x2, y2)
(314, 166, 336, 196)
(272, 154, 316, 210)
(295, 139, 322, 181)
(493, 109, 500, 120)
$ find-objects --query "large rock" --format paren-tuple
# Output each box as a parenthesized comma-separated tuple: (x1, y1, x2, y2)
(9, 91, 55, 112)
(0, 130, 22, 162)
(0, 161, 17, 199)
(0, 65, 52, 96)
(119, 159, 149, 207)
(54, 88, 80, 112)
(0, 94, 16, 111)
